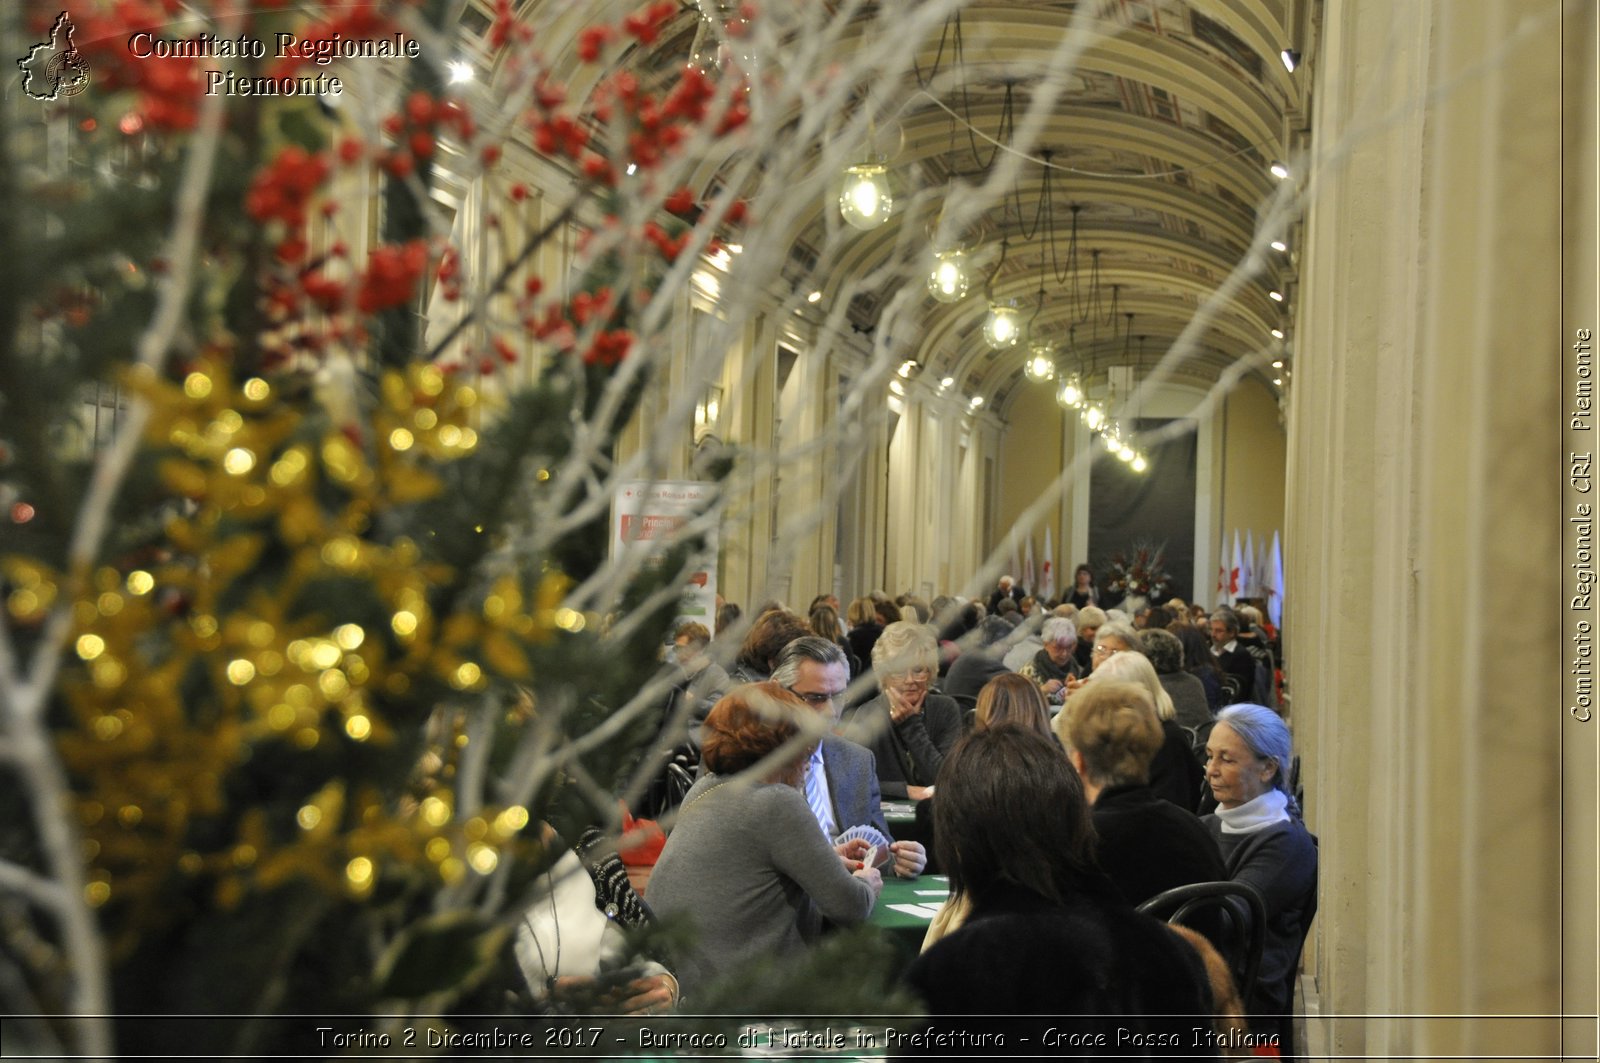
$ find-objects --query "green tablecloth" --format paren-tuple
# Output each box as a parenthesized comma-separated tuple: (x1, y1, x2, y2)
(880, 799, 919, 833)
(868, 873, 950, 947)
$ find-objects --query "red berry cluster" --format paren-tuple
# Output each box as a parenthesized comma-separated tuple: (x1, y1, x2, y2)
(356, 241, 430, 314)
(63, 0, 202, 131)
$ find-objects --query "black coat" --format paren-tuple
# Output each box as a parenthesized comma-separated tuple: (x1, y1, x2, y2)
(1091, 784, 1228, 908)
(905, 882, 1219, 1057)
(1149, 718, 1208, 812)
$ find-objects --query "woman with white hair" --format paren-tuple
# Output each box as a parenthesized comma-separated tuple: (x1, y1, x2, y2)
(1077, 649, 1206, 811)
(1201, 704, 1317, 1048)
(1017, 616, 1081, 704)
(839, 621, 963, 800)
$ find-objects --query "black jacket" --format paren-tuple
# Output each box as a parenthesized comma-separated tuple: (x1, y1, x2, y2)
(905, 882, 1219, 1058)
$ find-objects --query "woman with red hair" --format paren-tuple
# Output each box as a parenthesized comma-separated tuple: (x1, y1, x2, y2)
(647, 683, 882, 997)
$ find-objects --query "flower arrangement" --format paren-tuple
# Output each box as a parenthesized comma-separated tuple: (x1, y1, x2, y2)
(1103, 543, 1171, 599)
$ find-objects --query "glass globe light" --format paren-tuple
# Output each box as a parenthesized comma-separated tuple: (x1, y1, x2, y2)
(838, 164, 893, 230)
(1056, 374, 1083, 408)
(983, 304, 1022, 350)
(1083, 404, 1106, 430)
(1118, 443, 1136, 462)
(927, 251, 970, 303)
(1131, 454, 1149, 472)
(1023, 345, 1056, 383)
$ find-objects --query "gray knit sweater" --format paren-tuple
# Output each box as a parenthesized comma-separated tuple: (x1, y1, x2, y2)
(647, 775, 877, 997)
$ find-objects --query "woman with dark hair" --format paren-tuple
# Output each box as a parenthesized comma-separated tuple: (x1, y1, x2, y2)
(1176, 624, 1226, 712)
(1066, 563, 1099, 609)
(729, 609, 812, 683)
(972, 672, 1054, 743)
(905, 729, 1215, 1041)
(844, 596, 884, 669)
(648, 683, 882, 997)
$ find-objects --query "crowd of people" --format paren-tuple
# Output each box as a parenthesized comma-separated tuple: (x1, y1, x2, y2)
(523, 572, 1315, 1057)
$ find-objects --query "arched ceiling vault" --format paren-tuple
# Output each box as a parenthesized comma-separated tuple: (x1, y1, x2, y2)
(478, 0, 1309, 413)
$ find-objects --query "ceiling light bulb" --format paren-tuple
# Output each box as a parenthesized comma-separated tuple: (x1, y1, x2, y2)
(807, 290, 823, 304)
(940, 376, 955, 389)
(927, 250, 970, 303)
(898, 360, 919, 378)
(983, 304, 1021, 350)
(838, 164, 893, 230)
(1024, 346, 1056, 383)
(1271, 239, 1288, 252)
(1056, 376, 1082, 409)
(1272, 359, 1284, 369)
(1280, 49, 1299, 73)
(968, 395, 984, 409)
(1118, 444, 1136, 462)
(447, 59, 475, 84)
(1271, 327, 1285, 339)
(1131, 454, 1148, 472)
(1270, 162, 1290, 180)
(1269, 290, 1284, 302)
(1273, 377, 1284, 386)
(1084, 405, 1105, 430)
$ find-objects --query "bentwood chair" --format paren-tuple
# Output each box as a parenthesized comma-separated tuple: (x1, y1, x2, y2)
(1137, 880, 1267, 1009)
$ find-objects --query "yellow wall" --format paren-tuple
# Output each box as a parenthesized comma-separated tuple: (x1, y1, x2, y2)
(995, 382, 1074, 585)
(1219, 377, 1287, 551)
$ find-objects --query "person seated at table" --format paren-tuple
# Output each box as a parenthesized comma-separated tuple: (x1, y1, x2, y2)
(1056, 680, 1226, 907)
(512, 819, 681, 1015)
(919, 673, 1058, 950)
(1079, 649, 1207, 812)
(1202, 704, 1318, 1047)
(728, 608, 812, 684)
(770, 636, 927, 879)
(839, 621, 963, 801)
(647, 683, 883, 999)
(1016, 616, 1081, 705)
(973, 672, 1055, 743)
(904, 729, 1216, 1043)
(940, 615, 1015, 706)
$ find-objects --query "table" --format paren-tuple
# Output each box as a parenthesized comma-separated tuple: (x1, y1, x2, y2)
(880, 800, 918, 835)
(867, 874, 950, 962)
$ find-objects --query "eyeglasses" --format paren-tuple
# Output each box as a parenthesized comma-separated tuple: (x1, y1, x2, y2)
(891, 667, 932, 682)
(1091, 644, 1120, 658)
(787, 687, 837, 706)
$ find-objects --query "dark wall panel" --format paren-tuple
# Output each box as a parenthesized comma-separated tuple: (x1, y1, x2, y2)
(1087, 418, 1196, 607)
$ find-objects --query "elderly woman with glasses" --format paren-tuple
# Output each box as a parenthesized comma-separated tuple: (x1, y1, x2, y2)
(839, 621, 963, 800)
(1017, 616, 1081, 705)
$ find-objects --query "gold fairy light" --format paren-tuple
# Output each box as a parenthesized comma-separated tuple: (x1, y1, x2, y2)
(242, 377, 271, 402)
(467, 844, 498, 874)
(76, 634, 106, 660)
(223, 447, 257, 475)
(344, 714, 371, 740)
(388, 428, 415, 451)
(297, 805, 322, 830)
(333, 624, 365, 651)
(183, 372, 213, 399)
(421, 796, 451, 827)
(226, 659, 256, 685)
(126, 570, 154, 595)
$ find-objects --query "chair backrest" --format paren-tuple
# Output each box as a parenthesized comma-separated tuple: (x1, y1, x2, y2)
(1137, 880, 1267, 1006)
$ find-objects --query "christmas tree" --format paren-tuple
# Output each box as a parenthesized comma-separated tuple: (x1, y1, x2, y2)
(0, 0, 1003, 1054)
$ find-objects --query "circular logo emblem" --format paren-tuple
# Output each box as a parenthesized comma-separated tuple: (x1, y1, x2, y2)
(47, 50, 91, 97)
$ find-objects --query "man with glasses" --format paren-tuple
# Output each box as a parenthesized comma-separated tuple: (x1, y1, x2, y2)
(771, 636, 928, 879)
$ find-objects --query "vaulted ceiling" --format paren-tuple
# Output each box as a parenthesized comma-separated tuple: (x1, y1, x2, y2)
(470, 0, 1316, 415)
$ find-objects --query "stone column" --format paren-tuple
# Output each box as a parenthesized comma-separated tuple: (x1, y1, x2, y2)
(1291, 0, 1588, 1056)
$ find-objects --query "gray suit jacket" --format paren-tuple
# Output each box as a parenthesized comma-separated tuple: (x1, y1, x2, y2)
(819, 735, 892, 838)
